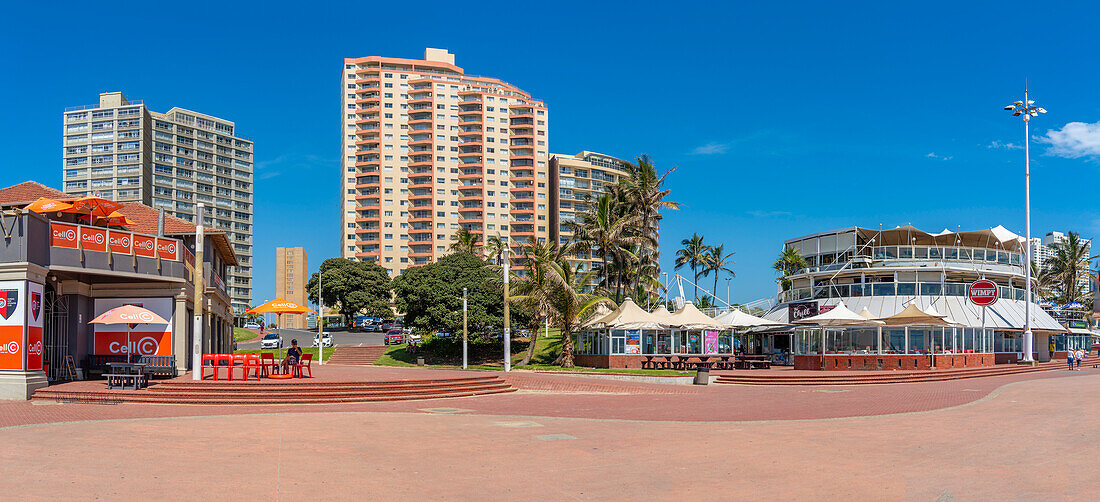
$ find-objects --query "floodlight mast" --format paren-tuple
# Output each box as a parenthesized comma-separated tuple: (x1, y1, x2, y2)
(1003, 84, 1045, 363)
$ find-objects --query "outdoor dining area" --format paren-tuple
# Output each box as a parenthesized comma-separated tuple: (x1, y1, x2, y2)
(574, 298, 784, 370)
(200, 352, 313, 381)
(790, 301, 996, 370)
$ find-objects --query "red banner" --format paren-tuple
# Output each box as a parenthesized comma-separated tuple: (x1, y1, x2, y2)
(132, 235, 157, 258)
(108, 230, 132, 254)
(157, 238, 179, 261)
(26, 326, 42, 370)
(51, 223, 79, 249)
(0, 326, 23, 370)
(79, 226, 108, 252)
(93, 330, 171, 356)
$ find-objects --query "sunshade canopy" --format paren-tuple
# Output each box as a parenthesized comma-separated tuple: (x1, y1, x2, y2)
(89, 305, 169, 326)
(25, 197, 73, 214)
(877, 303, 951, 326)
(858, 307, 876, 320)
(714, 308, 784, 328)
(793, 301, 884, 327)
(667, 302, 726, 329)
(246, 298, 315, 315)
(589, 298, 668, 330)
(78, 211, 135, 227)
(580, 303, 614, 328)
(650, 306, 673, 319)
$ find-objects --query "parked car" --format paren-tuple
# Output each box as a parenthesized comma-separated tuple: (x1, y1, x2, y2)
(313, 332, 334, 347)
(435, 329, 453, 339)
(405, 333, 422, 344)
(260, 333, 282, 349)
(384, 329, 405, 345)
(243, 322, 261, 330)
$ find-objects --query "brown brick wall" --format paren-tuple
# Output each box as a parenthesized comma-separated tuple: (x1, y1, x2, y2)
(793, 354, 994, 371)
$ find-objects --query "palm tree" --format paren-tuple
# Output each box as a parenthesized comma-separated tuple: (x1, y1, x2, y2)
(621, 155, 678, 250)
(575, 194, 647, 301)
(772, 246, 807, 291)
(1031, 260, 1058, 301)
(674, 233, 708, 301)
(484, 234, 506, 265)
(1044, 232, 1097, 307)
(511, 238, 570, 365)
(703, 244, 736, 300)
(449, 228, 480, 254)
(542, 263, 614, 368)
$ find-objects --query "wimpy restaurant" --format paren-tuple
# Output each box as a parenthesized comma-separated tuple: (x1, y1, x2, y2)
(0, 181, 236, 399)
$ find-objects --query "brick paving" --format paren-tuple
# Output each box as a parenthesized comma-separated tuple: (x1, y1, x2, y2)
(1, 369, 1098, 499)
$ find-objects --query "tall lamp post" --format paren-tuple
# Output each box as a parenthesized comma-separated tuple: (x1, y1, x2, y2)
(502, 247, 510, 372)
(725, 277, 732, 307)
(1004, 87, 1046, 363)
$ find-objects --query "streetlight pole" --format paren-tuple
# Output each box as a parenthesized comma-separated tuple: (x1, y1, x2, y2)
(317, 261, 323, 365)
(1005, 86, 1046, 364)
(502, 247, 511, 372)
(191, 203, 204, 380)
(462, 286, 468, 370)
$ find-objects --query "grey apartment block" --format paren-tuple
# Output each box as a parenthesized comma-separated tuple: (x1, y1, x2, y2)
(61, 92, 254, 315)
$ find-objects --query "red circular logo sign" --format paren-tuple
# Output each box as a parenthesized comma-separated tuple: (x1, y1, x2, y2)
(968, 279, 999, 306)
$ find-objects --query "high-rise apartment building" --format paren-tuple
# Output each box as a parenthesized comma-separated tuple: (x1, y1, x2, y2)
(339, 48, 550, 274)
(62, 92, 254, 315)
(1032, 231, 1092, 294)
(275, 247, 309, 329)
(549, 151, 631, 272)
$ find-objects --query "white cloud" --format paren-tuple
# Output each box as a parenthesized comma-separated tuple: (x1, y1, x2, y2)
(987, 140, 1023, 150)
(691, 142, 730, 155)
(748, 210, 793, 218)
(926, 152, 953, 161)
(1042, 121, 1100, 158)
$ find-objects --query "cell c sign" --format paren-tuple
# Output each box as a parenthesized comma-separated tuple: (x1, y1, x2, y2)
(968, 279, 999, 306)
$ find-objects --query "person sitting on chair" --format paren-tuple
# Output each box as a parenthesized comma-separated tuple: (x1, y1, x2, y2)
(281, 339, 303, 374)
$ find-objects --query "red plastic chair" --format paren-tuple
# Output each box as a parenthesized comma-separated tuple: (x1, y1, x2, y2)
(228, 354, 248, 381)
(260, 353, 277, 376)
(201, 354, 219, 380)
(292, 353, 313, 378)
(215, 354, 233, 380)
(242, 354, 264, 381)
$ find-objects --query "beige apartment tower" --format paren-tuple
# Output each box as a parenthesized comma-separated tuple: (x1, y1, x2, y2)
(62, 91, 255, 316)
(549, 151, 632, 273)
(340, 48, 550, 275)
(276, 247, 309, 329)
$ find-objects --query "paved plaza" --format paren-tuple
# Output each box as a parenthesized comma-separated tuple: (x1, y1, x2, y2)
(2, 367, 1098, 500)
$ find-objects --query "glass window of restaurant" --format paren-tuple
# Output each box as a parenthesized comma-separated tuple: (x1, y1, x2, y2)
(796, 326, 994, 355)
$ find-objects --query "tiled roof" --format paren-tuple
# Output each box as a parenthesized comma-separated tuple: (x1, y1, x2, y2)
(0, 181, 70, 206)
(118, 202, 199, 235)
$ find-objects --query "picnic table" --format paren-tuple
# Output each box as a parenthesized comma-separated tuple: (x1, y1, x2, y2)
(106, 362, 147, 390)
(736, 355, 772, 370)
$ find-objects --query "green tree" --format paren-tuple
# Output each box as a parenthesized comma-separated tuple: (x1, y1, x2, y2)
(539, 262, 613, 368)
(772, 246, 807, 291)
(1044, 232, 1097, 308)
(674, 233, 709, 301)
(449, 228, 480, 254)
(307, 258, 392, 326)
(485, 234, 506, 265)
(392, 252, 504, 335)
(620, 154, 679, 266)
(574, 193, 648, 302)
(510, 238, 571, 365)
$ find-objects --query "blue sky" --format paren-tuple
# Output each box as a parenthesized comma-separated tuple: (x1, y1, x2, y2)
(4, 1, 1100, 307)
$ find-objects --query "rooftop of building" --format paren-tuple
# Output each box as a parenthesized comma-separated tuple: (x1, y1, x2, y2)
(0, 181, 237, 265)
(786, 225, 1027, 253)
(344, 48, 541, 104)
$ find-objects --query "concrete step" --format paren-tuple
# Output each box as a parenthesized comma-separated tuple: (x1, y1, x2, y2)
(713, 363, 1062, 386)
(325, 346, 388, 366)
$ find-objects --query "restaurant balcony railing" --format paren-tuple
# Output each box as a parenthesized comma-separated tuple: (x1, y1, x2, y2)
(778, 281, 1033, 304)
(791, 246, 1025, 276)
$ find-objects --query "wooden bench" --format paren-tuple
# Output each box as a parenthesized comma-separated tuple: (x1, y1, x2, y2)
(86, 354, 129, 379)
(137, 355, 177, 378)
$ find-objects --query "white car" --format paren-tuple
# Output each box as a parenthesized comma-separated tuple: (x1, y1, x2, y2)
(243, 322, 262, 330)
(260, 333, 282, 349)
(313, 332, 334, 347)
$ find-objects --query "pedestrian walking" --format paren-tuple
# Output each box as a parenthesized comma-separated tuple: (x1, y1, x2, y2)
(1075, 349, 1084, 370)
(1067, 350, 1075, 370)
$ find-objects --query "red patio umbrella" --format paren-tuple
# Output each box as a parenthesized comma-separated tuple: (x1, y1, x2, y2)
(89, 305, 170, 361)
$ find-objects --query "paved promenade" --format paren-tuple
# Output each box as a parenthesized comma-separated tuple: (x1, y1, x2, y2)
(2, 366, 1097, 499)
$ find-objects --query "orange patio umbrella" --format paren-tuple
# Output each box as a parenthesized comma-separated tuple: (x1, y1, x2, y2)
(89, 305, 170, 362)
(246, 299, 315, 359)
(25, 197, 74, 214)
(77, 211, 135, 227)
(66, 195, 125, 219)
